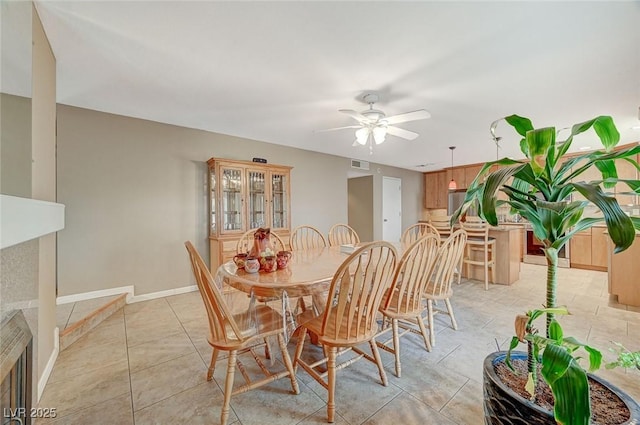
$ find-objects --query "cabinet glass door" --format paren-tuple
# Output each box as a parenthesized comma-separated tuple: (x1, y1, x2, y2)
(248, 170, 267, 229)
(210, 170, 217, 234)
(271, 172, 288, 229)
(221, 167, 244, 232)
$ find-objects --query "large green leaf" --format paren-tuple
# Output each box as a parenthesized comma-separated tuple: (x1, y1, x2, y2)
(505, 114, 534, 137)
(541, 344, 591, 425)
(526, 127, 555, 177)
(572, 182, 635, 252)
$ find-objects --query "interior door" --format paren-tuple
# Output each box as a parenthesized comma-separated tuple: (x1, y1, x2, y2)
(382, 176, 402, 242)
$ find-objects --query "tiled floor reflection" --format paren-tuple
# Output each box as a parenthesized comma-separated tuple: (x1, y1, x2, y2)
(37, 264, 640, 424)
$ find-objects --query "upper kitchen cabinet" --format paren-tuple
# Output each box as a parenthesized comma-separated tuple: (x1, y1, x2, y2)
(208, 158, 292, 270)
(614, 155, 638, 207)
(464, 165, 483, 188)
(446, 167, 465, 189)
(424, 170, 448, 209)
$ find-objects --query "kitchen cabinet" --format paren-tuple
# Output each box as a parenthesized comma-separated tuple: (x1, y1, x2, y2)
(424, 171, 448, 209)
(208, 157, 292, 271)
(464, 165, 483, 188)
(446, 168, 465, 189)
(614, 157, 638, 207)
(608, 233, 640, 307)
(569, 226, 608, 271)
(570, 229, 592, 268)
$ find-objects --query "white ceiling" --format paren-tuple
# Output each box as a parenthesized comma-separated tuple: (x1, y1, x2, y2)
(33, 1, 640, 172)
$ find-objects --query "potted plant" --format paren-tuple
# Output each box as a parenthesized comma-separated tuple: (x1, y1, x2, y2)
(451, 114, 640, 424)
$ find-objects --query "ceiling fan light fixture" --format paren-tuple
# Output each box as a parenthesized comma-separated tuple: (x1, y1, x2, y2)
(372, 126, 387, 144)
(355, 127, 369, 145)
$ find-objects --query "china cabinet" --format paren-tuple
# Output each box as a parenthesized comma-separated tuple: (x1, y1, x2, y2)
(207, 158, 292, 271)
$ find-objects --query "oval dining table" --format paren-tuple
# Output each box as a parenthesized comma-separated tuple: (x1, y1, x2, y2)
(215, 243, 404, 340)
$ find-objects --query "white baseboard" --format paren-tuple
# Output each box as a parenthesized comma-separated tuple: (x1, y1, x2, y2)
(57, 286, 135, 305)
(128, 285, 198, 304)
(38, 327, 59, 402)
(56, 285, 197, 306)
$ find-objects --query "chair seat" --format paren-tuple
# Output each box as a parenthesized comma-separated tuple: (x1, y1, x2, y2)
(424, 283, 453, 300)
(207, 304, 284, 350)
(466, 237, 496, 244)
(300, 310, 379, 347)
(380, 289, 423, 318)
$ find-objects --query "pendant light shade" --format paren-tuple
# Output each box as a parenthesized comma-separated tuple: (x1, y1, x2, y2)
(448, 146, 457, 190)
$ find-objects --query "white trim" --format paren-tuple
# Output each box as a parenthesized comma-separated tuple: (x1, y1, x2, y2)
(0, 195, 65, 249)
(128, 285, 198, 304)
(56, 286, 134, 305)
(55, 285, 198, 306)
(37, 327, 59, 402)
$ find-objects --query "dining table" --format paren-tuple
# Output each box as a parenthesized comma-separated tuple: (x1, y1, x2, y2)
(215, 243, 405, 340)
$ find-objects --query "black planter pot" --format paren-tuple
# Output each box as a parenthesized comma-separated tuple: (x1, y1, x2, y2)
(483, 351, 640, 425)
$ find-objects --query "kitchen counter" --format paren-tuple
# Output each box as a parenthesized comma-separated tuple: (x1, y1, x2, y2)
(607, 232, 640, 307)
(462, 225, 522, 285)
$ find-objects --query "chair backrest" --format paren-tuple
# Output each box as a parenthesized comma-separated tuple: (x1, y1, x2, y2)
(290, 225, 327, 250)
(382, 234, 441, 314)
(429, 215, 452, 237)
(185, 241, 246, 344)
(320, 241, 397, 343)
(328, 223, 360, 246)
(401, 223, 440, 244)
(236, 229, 286, 254)
(460, 219, 489, 242)
(427, 229, 467, 297)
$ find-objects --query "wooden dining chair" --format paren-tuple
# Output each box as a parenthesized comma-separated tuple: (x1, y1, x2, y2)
(327, 223, 360, 246)
(423, 229, 467, 346)
(460, 218, 496, 290)
(401, 222, 440, 244)
(236, 228, 286, 254)
(185, 241, 299, 425)
(377, 234, 441, 377)
(290, 225, 327, 250)
(293, 241, 397, 423)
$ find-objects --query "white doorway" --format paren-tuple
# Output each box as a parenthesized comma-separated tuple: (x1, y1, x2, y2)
(382, 176, 402, 242)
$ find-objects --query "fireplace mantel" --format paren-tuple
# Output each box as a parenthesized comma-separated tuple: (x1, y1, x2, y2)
(1, 195, 65, 249)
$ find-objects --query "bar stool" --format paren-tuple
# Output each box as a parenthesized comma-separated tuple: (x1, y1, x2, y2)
(460, 218, 496, 290)
(429, 215, 462, 284)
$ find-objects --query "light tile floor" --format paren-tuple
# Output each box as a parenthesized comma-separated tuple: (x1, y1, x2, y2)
(37, 264, 640, 424)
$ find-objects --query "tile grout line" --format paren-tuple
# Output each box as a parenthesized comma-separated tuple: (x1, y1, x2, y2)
(122, 301, 137, 424)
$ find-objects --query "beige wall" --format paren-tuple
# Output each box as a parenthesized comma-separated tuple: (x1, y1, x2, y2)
(0, 94, 32, 196)
(32, 5, 57, 390)
(348, 176, 374, 241)
(57, 106, 424, 296)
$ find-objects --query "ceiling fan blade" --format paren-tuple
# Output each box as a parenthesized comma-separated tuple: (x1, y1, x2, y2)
(314, 125, 361, 133)
(386, 126, 419, 140)
(339, 109, 370, 123)
(384, 109, 431, 125)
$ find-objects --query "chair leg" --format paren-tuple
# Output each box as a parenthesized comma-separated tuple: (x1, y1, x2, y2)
(327, 346, 337, 423)
(277, 333, 300, 395)
(416, 312, 432, 352)
(207, 348, 219, 381)
(484, 246, 489, 290)
(221, 350, 237, 425)
(490, 247, 496, 286)
(391, 319, 401, 377)
(445, 298, 458, 330)
(427, 299, 435, 347)
(369, 339, 388, 386)
(293, 326, 307, 372)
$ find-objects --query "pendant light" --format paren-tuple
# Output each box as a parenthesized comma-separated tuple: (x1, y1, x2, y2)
(448, 146, 457, 190)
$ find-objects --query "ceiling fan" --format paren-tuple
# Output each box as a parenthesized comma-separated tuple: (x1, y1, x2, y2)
(318, 94, 431, 153)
